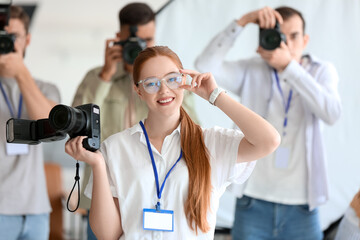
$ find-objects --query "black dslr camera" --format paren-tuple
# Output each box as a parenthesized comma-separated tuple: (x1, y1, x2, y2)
(0, 0, 15, 54)
(6, 104, 101, 151)
(259, 21, 286, 50)
(114, 25, 146, 65)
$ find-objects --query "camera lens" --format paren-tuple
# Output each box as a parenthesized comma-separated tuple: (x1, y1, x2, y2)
(260, 29, 281, 50)
(265, 34, 280, 45)
(49, 105, 86, 135)
(123, 42, 143, 65)
(0, 34, 15, 54)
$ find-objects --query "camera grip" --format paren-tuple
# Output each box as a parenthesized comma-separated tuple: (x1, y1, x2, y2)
(82, 137, 99, 152)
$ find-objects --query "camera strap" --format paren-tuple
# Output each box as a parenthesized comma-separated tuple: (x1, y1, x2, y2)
(0, 81, 23, 118)
(273, 70, 293, 136)
(66, 161, 81, 212)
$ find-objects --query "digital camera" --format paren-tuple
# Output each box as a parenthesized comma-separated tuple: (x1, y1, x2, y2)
(259, 21, 286, 50)
(114, 25, 146, 65)
(6, 103, 101, 151)
(0, 0, 15, 54)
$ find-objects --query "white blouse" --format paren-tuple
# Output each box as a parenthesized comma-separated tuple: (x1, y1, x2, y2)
(85, 122, 256, 239)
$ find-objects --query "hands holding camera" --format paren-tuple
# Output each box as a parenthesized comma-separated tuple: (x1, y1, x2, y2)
(237, 6, 292, 72)
(99, 37, 123, 82)
(257, 42, 292, 72)
(0, 42, 28, 80)
(237, 6, 283, 28)
(65, 136, 104, 167)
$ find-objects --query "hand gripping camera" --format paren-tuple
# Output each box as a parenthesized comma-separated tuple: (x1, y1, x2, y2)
(115, 25, 147, 65)
(259, 21, 286, 50)
(0, 0, 15, 54)
(6, 103, 101, 151)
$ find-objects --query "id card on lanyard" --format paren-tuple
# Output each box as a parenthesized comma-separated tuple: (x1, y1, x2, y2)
(274, 70, 292, 168)
(0, 81, 29, 156)
(140, 121, 182, 232)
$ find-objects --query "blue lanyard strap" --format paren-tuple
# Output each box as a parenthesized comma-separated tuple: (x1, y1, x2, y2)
(139, 121, 182, 210)
(0, 81, 23, 118)
(274, 70, 292, 131)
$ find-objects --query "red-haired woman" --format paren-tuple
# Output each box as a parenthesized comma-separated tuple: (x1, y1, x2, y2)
(65, 46, 280, 239)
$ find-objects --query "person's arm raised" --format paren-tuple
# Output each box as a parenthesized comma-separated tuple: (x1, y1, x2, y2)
(180, 69, 280, 163)
(237, 6, 283, 28)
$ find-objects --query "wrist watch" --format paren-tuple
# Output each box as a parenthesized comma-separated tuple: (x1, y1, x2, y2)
(209, 87, 226, 105)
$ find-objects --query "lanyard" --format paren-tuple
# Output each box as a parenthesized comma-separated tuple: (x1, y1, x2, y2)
(0, 81, 23, 118)
(139, 121, 182, 211)
(273, 70, 292, 136)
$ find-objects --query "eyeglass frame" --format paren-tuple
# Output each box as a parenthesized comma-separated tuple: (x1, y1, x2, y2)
(136, 72, 185, 94)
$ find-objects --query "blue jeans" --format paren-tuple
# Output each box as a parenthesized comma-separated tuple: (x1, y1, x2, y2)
(0, 213, 49, 240)
(232, 195, 323, 240)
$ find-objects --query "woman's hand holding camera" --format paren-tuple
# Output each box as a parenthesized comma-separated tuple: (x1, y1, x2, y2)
(65, 136, 104, 167)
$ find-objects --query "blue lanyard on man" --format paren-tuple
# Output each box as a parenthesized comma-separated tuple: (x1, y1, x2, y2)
(274, 69, 292, 136)
(0, 81, 23, 118)
(1, 81, 28, 156)
(140, 120, 182, 232)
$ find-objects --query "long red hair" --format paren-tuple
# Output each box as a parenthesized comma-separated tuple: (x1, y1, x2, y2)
(133, 46, 211, 233)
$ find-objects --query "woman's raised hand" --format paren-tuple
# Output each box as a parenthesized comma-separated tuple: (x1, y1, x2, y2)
(180, 69, 218, 101)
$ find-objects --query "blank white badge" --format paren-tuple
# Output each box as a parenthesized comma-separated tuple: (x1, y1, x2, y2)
(6, 142, 29, 156)
(275, 147, 290, 169)
(143, 208, 174, 232)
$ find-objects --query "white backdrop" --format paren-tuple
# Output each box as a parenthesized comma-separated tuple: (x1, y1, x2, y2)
(155, 0, 360, 230)
(13, 0, 360, 230)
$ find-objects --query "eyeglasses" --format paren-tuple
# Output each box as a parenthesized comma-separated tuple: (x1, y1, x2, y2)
(137, 72, 184, 94)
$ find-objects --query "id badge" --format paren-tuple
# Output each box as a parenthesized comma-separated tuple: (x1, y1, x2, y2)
(275, 147, 290, 169)
(143, 208, 174, 232)
(6, 142, 29, 156)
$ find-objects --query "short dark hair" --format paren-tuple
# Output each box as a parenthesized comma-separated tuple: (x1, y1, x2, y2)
(275, 6, 306, 33)
(10, 6, 30, 33)
(119, 2, 155, 27)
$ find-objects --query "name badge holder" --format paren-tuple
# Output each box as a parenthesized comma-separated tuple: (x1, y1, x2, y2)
(0, 82, 28, 155)
(140, 121, 182, 232)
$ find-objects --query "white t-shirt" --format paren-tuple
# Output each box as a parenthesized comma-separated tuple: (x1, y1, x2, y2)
(244, 70, 308, 205)
(85, 122, 256, 239)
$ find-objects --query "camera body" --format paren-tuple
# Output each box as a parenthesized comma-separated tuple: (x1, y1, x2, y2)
(114, 25, 146, 65)
(259, 22, 286, 50)
(6, 103, 101, 151)
(0, 1, 15, 54)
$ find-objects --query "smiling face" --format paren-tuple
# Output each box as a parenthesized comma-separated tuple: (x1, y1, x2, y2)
(135, 55, 184, 117)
